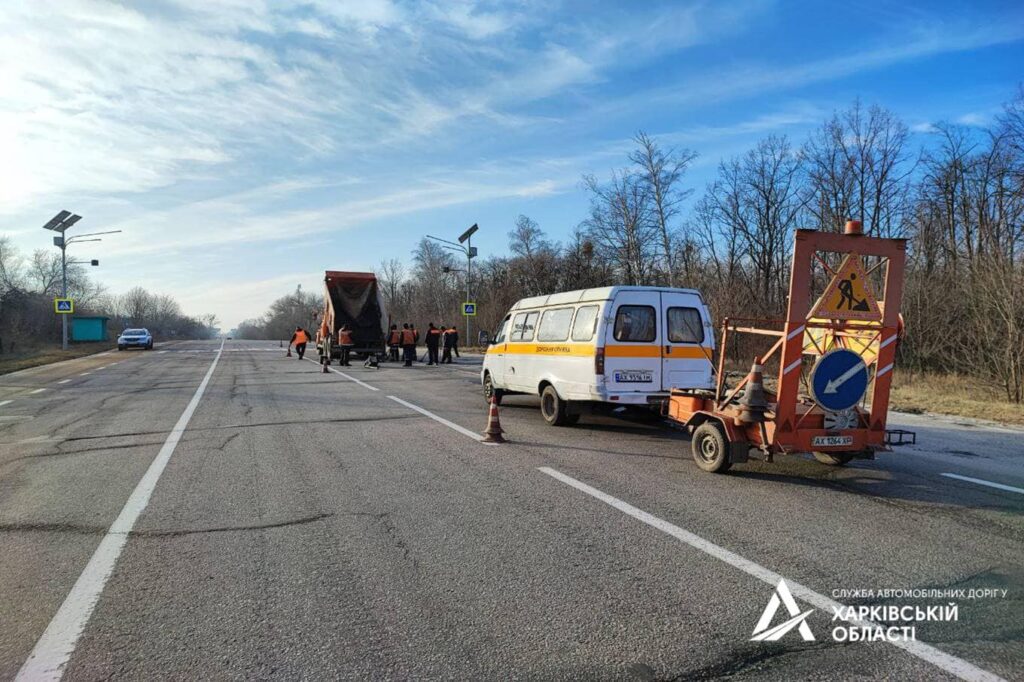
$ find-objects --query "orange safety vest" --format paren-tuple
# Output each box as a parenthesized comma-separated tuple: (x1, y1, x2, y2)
(293, 330, 309, 344)
(427, 328, 442, 340)
(401, 329, 415, 345)
(338, 329, 353, 345)
(388, 330, 401, 345)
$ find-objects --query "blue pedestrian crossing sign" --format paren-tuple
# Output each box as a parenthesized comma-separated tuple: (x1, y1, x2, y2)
(810, 348, 868, 412)
(462, 302, 477, 317)
(54, 298, 74, 314)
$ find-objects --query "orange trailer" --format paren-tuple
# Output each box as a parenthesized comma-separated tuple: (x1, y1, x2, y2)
(667, 221, 915, 473)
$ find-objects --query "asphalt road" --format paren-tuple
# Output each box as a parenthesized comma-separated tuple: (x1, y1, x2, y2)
(1, 340, 1022, 680)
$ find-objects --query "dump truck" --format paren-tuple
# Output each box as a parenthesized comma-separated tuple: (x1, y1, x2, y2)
(316, 271, 388, 365)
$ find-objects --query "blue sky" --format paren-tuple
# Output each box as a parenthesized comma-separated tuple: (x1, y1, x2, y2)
(2, 0, 1022, 329)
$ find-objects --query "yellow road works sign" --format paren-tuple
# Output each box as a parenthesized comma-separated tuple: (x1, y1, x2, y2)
(809, 253, 881, 321)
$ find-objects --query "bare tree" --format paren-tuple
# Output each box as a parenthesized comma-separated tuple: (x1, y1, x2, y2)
(582, 170, 657, 285)
(630, 131, 698, 285)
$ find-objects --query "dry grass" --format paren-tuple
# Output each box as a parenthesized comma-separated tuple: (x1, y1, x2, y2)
(0, 342, 115, 376)
(890, 372, 1024, 426)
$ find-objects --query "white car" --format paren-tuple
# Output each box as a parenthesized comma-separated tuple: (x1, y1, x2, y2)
(118, 328, 154, 351)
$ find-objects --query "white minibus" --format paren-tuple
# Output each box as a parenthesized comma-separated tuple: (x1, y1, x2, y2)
(481, 286, 715, 425)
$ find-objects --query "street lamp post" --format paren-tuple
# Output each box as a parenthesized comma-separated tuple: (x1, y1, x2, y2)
(42, 211, 121, 350)
(427, 223, 479, 345)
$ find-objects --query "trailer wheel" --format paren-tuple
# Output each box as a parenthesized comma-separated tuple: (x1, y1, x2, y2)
(692, 422, 732, 473)
(540, 384, 573, 426)
(812, 451, 856, 466)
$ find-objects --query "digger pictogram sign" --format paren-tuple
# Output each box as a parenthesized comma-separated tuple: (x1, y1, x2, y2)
(809, 253, 881, 321)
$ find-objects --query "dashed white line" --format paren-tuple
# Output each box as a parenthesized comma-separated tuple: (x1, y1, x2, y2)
(0, 400, 12, 407)
(15, 338, 225, 682)
(303, 358, 379, 391)
(79, 373, 91, 377)
(58, 380, 71, 384)
(387, 395, 484, 442)
(30, 388, 46, 394)
(941, 473, 1024, 496)
(538, 466, 1004, 682)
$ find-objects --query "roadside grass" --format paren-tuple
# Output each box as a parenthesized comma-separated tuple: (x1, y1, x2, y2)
(890, 372, 1023, 426)
(0, 342, 114, 376)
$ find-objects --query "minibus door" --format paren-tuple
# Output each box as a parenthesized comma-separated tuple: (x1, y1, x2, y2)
(660, 293, 712, 391)
(603, 293, 661, 394)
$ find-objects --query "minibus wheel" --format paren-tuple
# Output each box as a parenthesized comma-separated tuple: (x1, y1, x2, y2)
(540, 385, 575, 426)
(483, 373, 503, 405)
(691, 422, 732, 473)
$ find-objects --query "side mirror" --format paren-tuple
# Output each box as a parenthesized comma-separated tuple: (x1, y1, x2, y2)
(478, 330, 491, 345)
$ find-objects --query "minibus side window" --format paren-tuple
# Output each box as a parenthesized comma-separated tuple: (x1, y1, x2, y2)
(511, 311, 539, 341)
(571, 305, 599, 342)
(538, 307, 574, 342)
(613, 305, 656, 342)
(494, 316, 510, 343)
(667, 307, 705, 343)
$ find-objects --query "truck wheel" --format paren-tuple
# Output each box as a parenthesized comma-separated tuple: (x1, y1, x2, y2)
(540, 385, 574, 426)
(812, 451, 856, 466)
(483, 373, 503, 405)
(692, 422, 732, 473)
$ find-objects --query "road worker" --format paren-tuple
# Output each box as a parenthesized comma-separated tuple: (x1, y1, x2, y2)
(387, 324, 401, 362)
(441, 324, 455, 364)
(290, 326, 310, 360)
(448, 325, 460, 359)
(337, 324, 354, 366)
(425, 322, 442, 365)
(400, 323, 416, 367)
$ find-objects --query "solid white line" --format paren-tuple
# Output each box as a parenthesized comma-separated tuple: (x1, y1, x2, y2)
(58, 380, 71, 384)
(16, 338, 225, 682)
(387, 395, 484, 442)
(0, 400, 12, 407)
(941, 473, 1024, 496)
(303, 358, 379, 391)
(538, 467, 1004, 682)
(30, 388, 46, 394)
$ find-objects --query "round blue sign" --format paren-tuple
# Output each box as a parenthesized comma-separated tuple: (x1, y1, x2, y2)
(810, 349, 868, 412)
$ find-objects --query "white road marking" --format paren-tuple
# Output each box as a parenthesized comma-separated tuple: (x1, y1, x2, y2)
(58, 380, 71, 384)
(303, 358, 379, 391)
(0, 400, 12, 407)
(387, 395, 484, 442)
(79, 373, 91, 376)
(538, 467, 1004, 682)
(157, 350, 168, 354)
(16, 338, 225, 682)
(30, 388, 46, 394)
(941, 473, 1024, 496)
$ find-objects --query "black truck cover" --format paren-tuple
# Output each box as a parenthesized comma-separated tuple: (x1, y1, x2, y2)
(324, 271, 387, 353)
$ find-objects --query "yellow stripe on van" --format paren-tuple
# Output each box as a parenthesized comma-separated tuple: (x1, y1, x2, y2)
(501, 343, 595, 356)
(489, 343, 713, 360)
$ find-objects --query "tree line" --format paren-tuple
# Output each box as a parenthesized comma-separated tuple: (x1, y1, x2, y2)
(0, 239, 219, 352)
(237, 88, 1024, 403)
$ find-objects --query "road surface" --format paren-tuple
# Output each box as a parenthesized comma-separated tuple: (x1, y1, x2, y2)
(1, 340, 1022, 680)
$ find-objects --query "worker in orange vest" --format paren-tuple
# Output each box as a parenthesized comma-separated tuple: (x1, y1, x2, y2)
(290, 326, 310, 360)
(441, 324, 456, 364)
(400, 323, 416, 366)
(337, 324, 354, 366)
(387, 324, 401, 362)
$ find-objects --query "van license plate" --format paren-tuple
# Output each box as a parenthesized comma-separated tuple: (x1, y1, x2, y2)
(811, 435, 854, 447)
(614, 370, 653, 383)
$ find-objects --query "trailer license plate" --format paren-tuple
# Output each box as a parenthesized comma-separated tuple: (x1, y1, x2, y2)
(812, 435, 854, 447)
(614, 370, 653, 383)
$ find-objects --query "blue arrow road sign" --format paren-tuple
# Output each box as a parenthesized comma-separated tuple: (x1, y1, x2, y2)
(810, 348, 868, 412)
(54, 298, 74, 313)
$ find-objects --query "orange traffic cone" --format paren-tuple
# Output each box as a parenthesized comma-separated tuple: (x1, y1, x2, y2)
(482, 395, 506, 443)
(321, 358, 329, 373)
